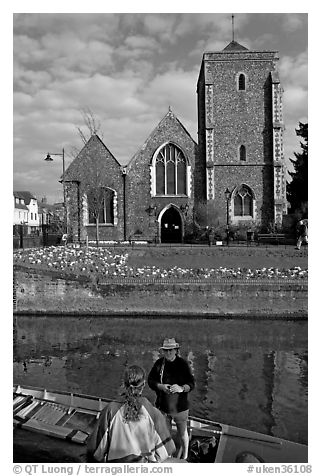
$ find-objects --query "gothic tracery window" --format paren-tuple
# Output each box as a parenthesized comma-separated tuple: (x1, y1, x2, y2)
(155, 143, 187, 195)
(234, 185, 253, 217)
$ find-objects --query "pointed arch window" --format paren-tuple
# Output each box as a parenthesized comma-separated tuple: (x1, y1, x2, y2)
(238, 73, 246, 91)
(87, 187, 114, 224)
(155, 143, 187, 195)
(239, 145, 246, 161)
(234, 185, 253, 217)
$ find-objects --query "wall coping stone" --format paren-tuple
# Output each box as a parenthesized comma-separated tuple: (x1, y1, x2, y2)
(13, 264, 308, 286)
(13, 309, 307, 320)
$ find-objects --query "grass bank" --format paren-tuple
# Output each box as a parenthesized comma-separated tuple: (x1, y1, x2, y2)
(125, 245, 308, 270)
(13, 245, 308, 318)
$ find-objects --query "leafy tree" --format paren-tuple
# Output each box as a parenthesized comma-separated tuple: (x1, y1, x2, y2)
(192, 200, 223, 240)
(287, 122, 308, 215)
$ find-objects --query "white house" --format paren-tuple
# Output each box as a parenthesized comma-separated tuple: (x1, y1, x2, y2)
(13, 191, 40, 234)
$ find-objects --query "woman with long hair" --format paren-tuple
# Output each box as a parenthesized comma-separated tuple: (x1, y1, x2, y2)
(87, 365, 175, 463)
(121, 365, 146, 422)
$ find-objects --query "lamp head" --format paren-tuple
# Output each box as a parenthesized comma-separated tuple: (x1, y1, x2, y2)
(45, 153, 53, 162)
(224, 188, 231, 200)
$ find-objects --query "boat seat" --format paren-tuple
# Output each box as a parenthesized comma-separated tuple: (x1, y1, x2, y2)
(187, 426, 219, 463)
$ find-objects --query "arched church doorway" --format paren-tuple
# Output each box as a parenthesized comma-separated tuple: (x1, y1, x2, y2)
(160, 207, 182, 243)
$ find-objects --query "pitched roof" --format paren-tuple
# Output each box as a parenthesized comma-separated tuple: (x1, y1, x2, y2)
(166, 109, 197, 144)
(64, 134, 121, 181)
(223, 40, 248, 51)
(13, 191, 37, 204)
(14, 203, 29, 211)
(126, 108, 197, 170)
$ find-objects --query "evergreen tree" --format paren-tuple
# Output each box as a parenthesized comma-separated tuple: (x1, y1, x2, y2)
(287, 122, 308, 215)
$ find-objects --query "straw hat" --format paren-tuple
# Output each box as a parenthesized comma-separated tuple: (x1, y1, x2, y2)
(160, 338, 180, 350)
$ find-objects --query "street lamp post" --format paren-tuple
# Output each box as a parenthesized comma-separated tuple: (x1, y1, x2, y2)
(44, 148, 67, 233)
(224, 188, 231, 246)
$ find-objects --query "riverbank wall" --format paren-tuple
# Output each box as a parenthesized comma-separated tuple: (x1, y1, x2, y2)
(13, 265, 308, 318)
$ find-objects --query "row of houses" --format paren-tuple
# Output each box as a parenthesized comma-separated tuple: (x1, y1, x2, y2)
(13, 191, 64, 235)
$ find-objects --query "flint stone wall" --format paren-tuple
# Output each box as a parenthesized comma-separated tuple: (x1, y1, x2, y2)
(14, 265, 307, 318)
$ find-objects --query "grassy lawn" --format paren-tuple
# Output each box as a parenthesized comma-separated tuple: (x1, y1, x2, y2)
(13, 244, 308, 280)
(126, 245, 308, 270)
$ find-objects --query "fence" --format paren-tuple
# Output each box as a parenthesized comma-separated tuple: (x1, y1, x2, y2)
(13, 233, 63, 250)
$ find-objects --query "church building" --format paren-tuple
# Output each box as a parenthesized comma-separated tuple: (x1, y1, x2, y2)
(64, 39, 287, 244)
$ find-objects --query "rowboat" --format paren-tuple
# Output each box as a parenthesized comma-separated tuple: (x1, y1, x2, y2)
(13, 384, 308, 463)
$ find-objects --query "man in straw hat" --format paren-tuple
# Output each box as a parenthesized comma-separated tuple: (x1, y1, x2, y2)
(148, 338, 195, 460)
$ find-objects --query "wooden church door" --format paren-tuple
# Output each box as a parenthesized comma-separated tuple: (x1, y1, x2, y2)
(160, 207, 182, 243)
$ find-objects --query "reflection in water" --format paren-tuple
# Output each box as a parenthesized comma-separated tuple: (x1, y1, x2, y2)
(13, 316, 308, 444)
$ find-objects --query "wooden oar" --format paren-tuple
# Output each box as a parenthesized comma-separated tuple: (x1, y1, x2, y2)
(220, 431, 281, 446)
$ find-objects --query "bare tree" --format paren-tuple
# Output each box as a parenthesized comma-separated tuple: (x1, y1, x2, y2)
(84, 176, 114, 248)
(77, 145, 115, 248)
(69, 107, 104, 159)
(67, 107, 114, 246)
(77, 106, 103, 144)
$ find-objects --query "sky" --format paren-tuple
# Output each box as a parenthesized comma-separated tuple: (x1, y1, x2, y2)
(12, 10, 308, 204)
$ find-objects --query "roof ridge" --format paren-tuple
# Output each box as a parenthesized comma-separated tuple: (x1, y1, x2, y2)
(223, 40, 248, 51)
(126, 109, 196, 169)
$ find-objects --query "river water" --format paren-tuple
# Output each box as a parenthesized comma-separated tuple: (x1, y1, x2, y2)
(13, 315, 308, 445)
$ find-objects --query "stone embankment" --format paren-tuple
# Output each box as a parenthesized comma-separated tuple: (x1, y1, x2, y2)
(13, 264, 308, 319)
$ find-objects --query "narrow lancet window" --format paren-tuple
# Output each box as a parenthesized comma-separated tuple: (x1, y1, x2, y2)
(238, 73, 246, 91)
(239, 145, 246, 161)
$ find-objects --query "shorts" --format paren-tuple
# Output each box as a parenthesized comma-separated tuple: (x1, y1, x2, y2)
(164, 409, 189, 434)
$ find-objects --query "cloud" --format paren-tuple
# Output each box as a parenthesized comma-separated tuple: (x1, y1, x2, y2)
(279, 52, 308, 87)
(200, 39, 230, 53)
(279, 51, 308, 140)
(251, 33, 276, 50)
(13, 13, 122, 44)
(276, 49, 308, 173)
(140, 66, 198, 127)
(282, 14, 306, 32)
(13, 13, 308, 203)
(14, 33, 115, 85)
(283, 88, 308, 119)
(14, 67, 52, 95)
(176, 13, 249, 40)
(124, 35, 161, 51)
(116, 38, 163, 62)
(142, 14, 178, 43)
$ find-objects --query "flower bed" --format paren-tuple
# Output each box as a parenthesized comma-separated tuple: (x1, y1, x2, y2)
(13, 246, 308, 281)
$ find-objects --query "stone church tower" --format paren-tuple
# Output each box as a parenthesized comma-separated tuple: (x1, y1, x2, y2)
(196, 40, 287, 231)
